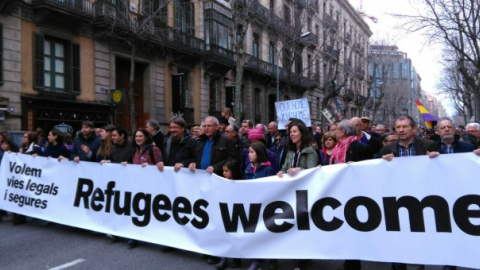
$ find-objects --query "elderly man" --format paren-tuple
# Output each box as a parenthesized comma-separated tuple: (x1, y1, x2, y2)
(437, 117, 475, 154)
(375, 124, 386, 136)
(189, 116, 237, 176)
(157, 117, 198, 173)
(351, 117, 382, 155)
(266, 121, 280, 149)
(146, 119, 165, 153)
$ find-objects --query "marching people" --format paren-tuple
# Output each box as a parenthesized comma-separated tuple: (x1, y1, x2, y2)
(379, 115, 439, 270)
(13, 131, 43, 225)
(68, 121, 101, 162)
(265, 121, 280, 149)
(41, 129, 71, 158)
(332, 119, 373, 270)
(319, 131, 337, 165)
(214, 160, 243, 270)
(146, 119, 165, 154)
(224, 124, 247, 177)
(125, 127, 163, 248)
(96, 124, 114, 162)
(20, 131, 42, 156)
(109, 126, 135, 164)
(243, 142, 275, 270)
(188, 116, 238, 265)
(188, 116, 238, 176)
(276, 120, 319, 270)
(156, 116, 198, 173)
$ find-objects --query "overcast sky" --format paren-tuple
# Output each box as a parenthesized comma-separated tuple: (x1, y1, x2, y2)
(347, 0, 450, 114)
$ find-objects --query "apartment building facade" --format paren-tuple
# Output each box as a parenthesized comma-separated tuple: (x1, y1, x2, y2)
(0, 0, 371, 133)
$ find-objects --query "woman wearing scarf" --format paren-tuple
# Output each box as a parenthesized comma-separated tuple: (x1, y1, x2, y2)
(330, 119, 372, 165)
(332, 119, 373, 270)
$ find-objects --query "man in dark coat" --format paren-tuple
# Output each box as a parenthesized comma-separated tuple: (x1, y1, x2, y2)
(379, 115, 439, 159)
(188, 116, 238, 176)
(378, 115, 439, 270)
(157, 117, 198, 172)
(437, 117, 475, 154)
(70, 121, 101, 162)
(110, 126, 134, 164)
(146, 119, 165, 154)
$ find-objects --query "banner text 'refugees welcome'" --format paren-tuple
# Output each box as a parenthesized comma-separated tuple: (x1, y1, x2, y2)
(73, 178, 480, 236)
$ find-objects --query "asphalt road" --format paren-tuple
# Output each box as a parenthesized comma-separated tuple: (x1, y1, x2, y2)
(0, 217, 473, 270)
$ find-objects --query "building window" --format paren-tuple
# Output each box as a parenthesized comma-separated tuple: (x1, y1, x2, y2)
(209, 79, 220, 112)
(295, 52, 303, 74)
(33, 33, 80, 93)
(175, 0, 194, 36)
(269, 0, 274, 12)
(171, 70, 192, 114)
(284, 5, 291, 25)
(253, 33, 259, 58)
(269, 42, 275, 65)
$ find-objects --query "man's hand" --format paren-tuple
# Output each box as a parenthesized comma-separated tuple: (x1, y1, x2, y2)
(188, 163, 196, 172)
(173, 163, 184, 172)
(427, 151, 440, 159)
(206, 166, 214, 173)
(382, 153, 394, 161)
(157, 162, 164, 172)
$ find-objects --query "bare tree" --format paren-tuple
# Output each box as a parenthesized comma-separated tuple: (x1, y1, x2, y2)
(398, 0, 480, 121)
(95, 0, 173, 134)
(437, 49, 474, 123)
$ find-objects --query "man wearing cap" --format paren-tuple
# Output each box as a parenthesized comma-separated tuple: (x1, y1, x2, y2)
(218, 117, 229, 133)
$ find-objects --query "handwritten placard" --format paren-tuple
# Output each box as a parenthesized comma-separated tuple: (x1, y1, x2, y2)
(275, 98, 311, 129)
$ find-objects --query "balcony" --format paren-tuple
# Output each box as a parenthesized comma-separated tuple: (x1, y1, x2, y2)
(32, 0, 95, 17)
(243, 54, 317, 89)
(345, 33, 352, 44)
(325, 45, 340, 60)
(204, 44, 235, 74)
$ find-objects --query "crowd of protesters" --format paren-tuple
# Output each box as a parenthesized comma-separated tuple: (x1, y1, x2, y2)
(1, 112, 480, 270)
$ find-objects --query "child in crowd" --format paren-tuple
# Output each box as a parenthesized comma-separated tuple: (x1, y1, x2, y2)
(213, 161, 243, 270)
(244, 142, 274, 180)
(243, 142, 275, 270)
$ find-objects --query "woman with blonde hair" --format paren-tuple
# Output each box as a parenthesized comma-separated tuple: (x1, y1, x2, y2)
(221, 107, 237, 127)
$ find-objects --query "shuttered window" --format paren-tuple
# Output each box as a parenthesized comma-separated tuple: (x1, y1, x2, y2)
(33, 33, 80, 93)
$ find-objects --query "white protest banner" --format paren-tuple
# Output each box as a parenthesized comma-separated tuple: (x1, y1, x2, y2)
(275, 98, 311, 129)
(1, 152, 480, 268)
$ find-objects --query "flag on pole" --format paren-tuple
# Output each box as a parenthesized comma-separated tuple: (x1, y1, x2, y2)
(414, 99, 437, 129)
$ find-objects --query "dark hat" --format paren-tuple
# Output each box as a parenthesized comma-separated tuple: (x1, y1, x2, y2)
(219, 117, 229, 125)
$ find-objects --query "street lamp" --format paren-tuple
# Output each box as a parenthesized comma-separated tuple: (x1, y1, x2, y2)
(276, 31, 312, 102)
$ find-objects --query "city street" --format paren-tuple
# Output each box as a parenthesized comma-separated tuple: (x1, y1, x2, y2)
(0, 217, 474, 270)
